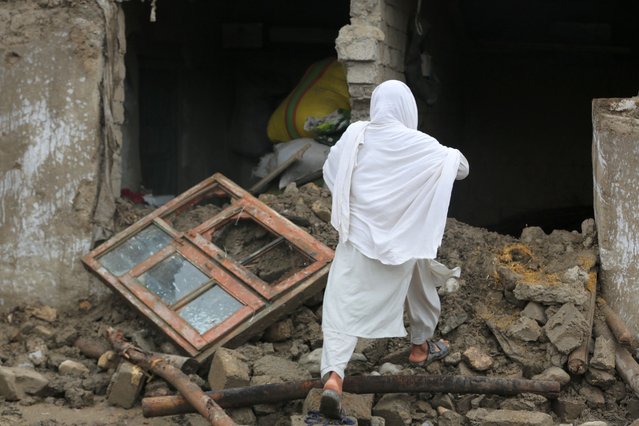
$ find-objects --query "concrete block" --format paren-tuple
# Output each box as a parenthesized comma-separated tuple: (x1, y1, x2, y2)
(346, 62, 382, 84)
(592, 97, 639, 339)
(208, 347, 250, 390)
(578, 384, 605, 408)
(336, 24, 384, 62)
(228, 407, 257, 425)
(438, 409, 464, 426)
(299, 348, 322, 376)
(351, 0, 383, 23)
(585, 367, 616, 389)
(507, 316, 542, 341)
(0, 366, 19, 401)
(553, 396, 586, 421)
(531, 367, 571, 386)
(499, 393, 550, 412)
(252, 355, 311, 382)
(463, 346, 494, 371)
(590, 336, 615, 371)
(107, 361, 145, 408)
(263, 318, 294, 342)
(469, 409, 554, 426)
(355, 338, 389, 364)
(303, 388, 373, 423)
(372, 393, 411, 426)
(370, 416, 385, 426)
(514, 273, 589, 305)
(521, 302, 547, 325)
(12, 367, 49, 396)
(58, 359, 90, 377)
(311, 200, 331, 223)
(544, 303, 589, 354)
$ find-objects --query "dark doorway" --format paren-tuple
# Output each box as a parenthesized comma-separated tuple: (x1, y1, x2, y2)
(121, 0, 349, 195)
(411, 0, 639, 234)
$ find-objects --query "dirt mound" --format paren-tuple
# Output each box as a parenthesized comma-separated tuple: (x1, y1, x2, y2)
(1, 184, 637, 425)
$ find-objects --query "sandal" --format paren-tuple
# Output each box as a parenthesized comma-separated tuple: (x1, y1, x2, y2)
(409, 339, 449, 367)
(319, 389, 342, 419)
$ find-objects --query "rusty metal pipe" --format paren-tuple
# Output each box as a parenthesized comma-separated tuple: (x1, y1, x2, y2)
(142, 375, 560, 418)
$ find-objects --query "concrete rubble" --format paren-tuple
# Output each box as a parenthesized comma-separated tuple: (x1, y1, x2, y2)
(0, 183, 638, 425)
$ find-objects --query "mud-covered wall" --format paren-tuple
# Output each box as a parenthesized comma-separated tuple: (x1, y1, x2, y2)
(592, 97, 639, 340)
(337, 0, 412, 121)
(0, 0, 124, 311)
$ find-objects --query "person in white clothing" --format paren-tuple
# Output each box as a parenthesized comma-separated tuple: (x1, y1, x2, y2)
(318, 80, 469, 418)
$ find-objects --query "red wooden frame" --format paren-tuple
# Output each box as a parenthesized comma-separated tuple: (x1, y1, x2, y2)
(82, 174, 334, 358)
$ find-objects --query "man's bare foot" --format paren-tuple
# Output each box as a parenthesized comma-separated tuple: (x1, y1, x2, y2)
(408, 339, 449, 365)
(323, 371, 343, 395)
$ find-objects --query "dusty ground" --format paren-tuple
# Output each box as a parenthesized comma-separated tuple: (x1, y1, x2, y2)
(1, 183, 638, 425)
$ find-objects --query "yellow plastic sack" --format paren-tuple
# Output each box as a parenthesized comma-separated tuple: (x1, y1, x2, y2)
(267, 58, 350, 143)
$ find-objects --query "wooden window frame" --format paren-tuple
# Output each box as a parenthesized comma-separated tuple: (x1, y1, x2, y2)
(83, 174, 334, 360)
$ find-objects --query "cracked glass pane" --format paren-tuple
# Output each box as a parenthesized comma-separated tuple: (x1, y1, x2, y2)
(178, 286, 243, 334)
(98, 225, 172, 276)
(137, 253, 209, 305)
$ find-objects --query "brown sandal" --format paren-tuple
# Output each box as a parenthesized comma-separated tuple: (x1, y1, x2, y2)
(409, 339, 449, 366)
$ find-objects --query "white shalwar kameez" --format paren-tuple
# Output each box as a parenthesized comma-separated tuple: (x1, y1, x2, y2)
(320, 80, 469, 381)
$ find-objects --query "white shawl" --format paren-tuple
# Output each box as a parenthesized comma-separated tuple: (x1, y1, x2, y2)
(323, 80, 467, 264)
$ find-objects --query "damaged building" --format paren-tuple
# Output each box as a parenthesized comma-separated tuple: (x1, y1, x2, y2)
(1, 0, 639, 424)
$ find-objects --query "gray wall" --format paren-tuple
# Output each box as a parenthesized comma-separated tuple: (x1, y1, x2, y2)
(593, 97, 639, 340)
(0, 0, 125, 311)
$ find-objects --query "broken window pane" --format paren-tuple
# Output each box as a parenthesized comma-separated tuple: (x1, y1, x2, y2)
(98, 225, 172, 276)
(137, 253, 209, 305)
(211, 218, 313, 284)
(178, 285, 243, 334)
(242, 240, 312, 284)
(164, 185, 233, 232)
(212, 218, 279, 259)
(170, 205, 223, 233)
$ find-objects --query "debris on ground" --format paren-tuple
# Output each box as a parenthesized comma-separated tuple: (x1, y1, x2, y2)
(1, 182, 638, 425)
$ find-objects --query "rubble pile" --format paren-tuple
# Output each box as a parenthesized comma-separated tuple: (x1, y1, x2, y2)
(1, 182, 639, 425)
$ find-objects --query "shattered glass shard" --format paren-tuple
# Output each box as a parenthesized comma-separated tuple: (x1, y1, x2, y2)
(138, 253, 209, 305)
(178, 286, 243, 334)
(98, 225, 172, 276)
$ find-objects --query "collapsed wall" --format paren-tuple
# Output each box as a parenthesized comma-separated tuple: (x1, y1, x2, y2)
(592, 97, 639, 340)
(0, 0, 124, 311)
(336, 0, 412, 121)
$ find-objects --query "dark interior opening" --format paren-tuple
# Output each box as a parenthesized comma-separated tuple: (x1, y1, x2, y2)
(413, 0, 638, 235)
(120, 0, 349, 195)
(121, 0, 638, 237)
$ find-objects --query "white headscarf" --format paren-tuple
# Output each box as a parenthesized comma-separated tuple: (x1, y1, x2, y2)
(323, 80, 465, 264)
